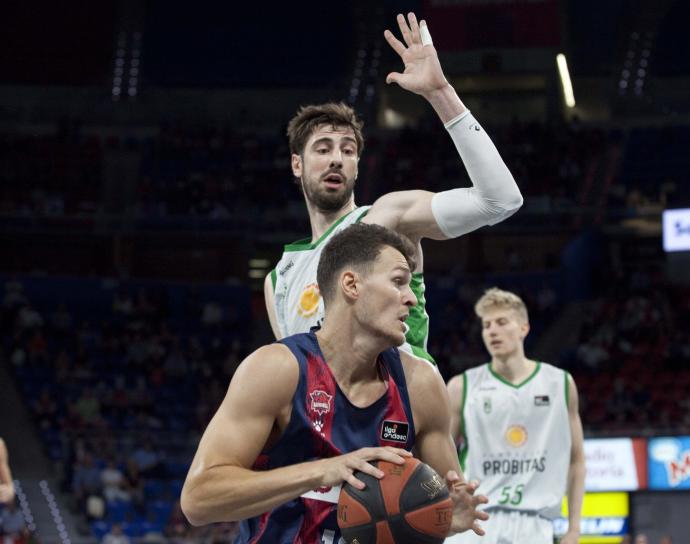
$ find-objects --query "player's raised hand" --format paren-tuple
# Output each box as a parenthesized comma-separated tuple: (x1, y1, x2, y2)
(384, 13, 449, 98)
(445, 472, 489, 535)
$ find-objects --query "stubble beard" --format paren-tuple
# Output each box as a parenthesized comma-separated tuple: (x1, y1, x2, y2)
(301, 175, 355, 212)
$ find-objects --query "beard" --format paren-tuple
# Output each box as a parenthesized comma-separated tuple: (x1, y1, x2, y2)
(301, 175, 355, 212)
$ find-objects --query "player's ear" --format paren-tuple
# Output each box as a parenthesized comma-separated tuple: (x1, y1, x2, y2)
(520, 320, 530, 339)
(340, 270, 359, 301)
(291, 153, 302, 177)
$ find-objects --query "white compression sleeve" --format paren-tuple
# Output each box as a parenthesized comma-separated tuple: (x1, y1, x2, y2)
(431, 111, 523, 238)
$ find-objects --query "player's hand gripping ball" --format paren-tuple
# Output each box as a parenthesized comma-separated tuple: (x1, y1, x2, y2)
(337, 457, 453, 543)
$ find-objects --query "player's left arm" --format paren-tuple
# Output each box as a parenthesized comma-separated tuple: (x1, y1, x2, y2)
(561, 373, 585, 544)
(0, 438, 15, 504)
(364, 13, 522, 241)
(402, 355, 488, 536)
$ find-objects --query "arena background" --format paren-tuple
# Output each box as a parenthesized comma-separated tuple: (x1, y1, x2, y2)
(1, 0, 689, 542)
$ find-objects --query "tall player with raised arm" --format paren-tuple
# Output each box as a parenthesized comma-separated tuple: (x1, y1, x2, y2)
(446, 288, 585, 544)
(265, 13, 523, 363)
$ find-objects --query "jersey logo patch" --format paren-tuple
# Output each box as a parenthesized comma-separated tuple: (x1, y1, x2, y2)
(483, 397, 492, 414)
(381, 420, 409, 443)
(505, 425, 528, 448)
(534, 395, 550, 406)
(309, 390, 333, 416)
(298, 283, 321, 317)
(309, 389, 333, 433)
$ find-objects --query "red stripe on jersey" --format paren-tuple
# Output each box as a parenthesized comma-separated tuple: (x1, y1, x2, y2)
(305, 353, 341, 458)
(248, 511, 270, 544)
(296, 499, 335, 544)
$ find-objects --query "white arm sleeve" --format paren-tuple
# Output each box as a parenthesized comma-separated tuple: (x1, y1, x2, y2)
(430, 111, 523, 238)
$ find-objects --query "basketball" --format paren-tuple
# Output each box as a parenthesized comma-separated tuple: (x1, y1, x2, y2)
(337, 457, 453, 544)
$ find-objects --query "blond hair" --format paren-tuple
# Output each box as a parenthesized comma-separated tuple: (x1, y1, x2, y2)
(474, 287, 529, 323)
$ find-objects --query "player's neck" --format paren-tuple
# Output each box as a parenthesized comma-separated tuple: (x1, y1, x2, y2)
(490, 353, 535, 385)
(316, 320, 385, 385)
(306, 199, 357, 243)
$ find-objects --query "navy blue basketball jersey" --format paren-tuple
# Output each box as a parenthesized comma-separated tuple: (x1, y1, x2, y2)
(236, 330, 415, 544)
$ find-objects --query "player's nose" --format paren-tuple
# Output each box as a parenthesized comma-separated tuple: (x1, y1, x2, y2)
(329, 150, 344, 167)
(401, 286, 417, 307)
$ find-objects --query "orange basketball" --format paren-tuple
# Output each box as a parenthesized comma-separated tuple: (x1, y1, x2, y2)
(337, 457, 453, 544)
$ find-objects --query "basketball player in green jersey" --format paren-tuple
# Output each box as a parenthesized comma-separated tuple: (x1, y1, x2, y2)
(265, 13, 523, 363)
(0, 438, 15, 504)
(446, 289, 585, 544)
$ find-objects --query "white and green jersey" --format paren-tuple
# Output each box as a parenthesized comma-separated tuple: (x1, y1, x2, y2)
(459, 362, 570, 519)
(271, 207, 434, 363)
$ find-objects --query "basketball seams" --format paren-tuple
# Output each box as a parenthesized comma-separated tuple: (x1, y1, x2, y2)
(379, 457, 420, 516)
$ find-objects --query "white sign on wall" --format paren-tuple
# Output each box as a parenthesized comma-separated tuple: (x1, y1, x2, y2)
(584, 438, 646, 491)
(663, 208, 690, 252)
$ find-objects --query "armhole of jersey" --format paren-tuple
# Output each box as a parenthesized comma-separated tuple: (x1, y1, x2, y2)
(355, 207, 369, 222)
(564, 370, 570, 410)
(459, 372, 469, 472)
(270, 268, 277, 290)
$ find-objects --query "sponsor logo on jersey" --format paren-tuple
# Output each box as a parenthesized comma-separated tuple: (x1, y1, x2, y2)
(420, 473, 445, 499)
(381, 420, 409, 443)
(278, 260, 294, 276)
(534, 395, 550, 406)
(505, 425, 528, 448)
(482, 456, 546, 476)
(483, 397, 492, 414)
(297, 282, 321, 317)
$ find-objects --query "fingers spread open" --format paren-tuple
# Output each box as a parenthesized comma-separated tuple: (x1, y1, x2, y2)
(407, 12, 421, 44)
(396, 13, 413, 47)
(384, 30, 406, 58)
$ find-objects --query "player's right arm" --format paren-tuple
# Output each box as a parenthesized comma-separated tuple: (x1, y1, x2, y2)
(0, 438, 15, 504)
(181, 343, 410, 526)
(263, 272, 281, 339)
(446, 374, 465, 444)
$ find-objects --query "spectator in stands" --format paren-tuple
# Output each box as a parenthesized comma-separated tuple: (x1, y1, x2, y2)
(100, 459, 131, 503)
(130, 441, 164, 478)
(634, 534, 649, 544)
(123, 459, 144, 514)
(102, 523, 131, 544)
(72, 453, 102, 508)
(33, 387, 59, 430)
(73, 390, 103, 427)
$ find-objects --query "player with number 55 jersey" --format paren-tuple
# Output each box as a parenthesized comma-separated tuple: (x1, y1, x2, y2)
(445, 289, 585, 544)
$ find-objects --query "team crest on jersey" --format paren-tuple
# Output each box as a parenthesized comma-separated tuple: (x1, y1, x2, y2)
(483, 397, 492, 414)
(505, 425, 528, 448)
(309, 389, 332, 433)
(298, 283, 321, 317)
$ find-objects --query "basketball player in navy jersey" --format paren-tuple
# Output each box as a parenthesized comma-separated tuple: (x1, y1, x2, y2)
(182, 223, 488, 542)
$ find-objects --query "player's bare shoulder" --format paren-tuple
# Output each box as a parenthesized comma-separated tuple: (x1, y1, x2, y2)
(229, 343, 300, 410)
(399, 351, 445, 397)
